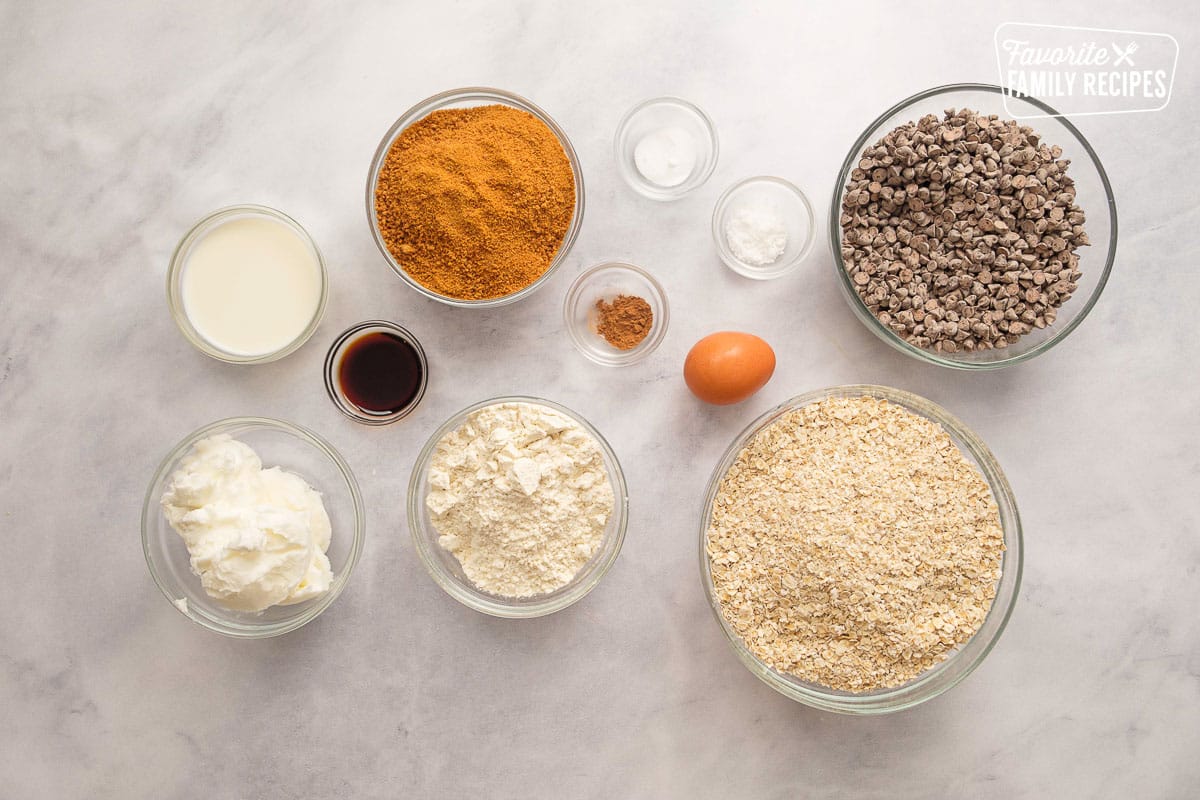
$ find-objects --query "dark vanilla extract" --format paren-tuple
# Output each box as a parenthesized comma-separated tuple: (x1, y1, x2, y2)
(337, 332, 423, 414)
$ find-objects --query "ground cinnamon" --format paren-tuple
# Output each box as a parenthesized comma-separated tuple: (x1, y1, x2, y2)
(374, 104, 575, 300)
(594, 294, 653, 350)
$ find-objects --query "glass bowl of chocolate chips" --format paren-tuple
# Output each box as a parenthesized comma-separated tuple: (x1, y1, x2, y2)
(830, 83, 1117, 370)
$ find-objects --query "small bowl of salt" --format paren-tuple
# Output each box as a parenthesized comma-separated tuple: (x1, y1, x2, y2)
(712, 176, 815, 280)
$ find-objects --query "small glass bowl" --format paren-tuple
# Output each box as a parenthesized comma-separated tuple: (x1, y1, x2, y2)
(166, 205, 328, 364)
(366, 87, 585, 308)
(323, 320, 428, 425)
(700, 385, 1022, 714)
(831, 83, 1117, 369)
(142, 417, 365, 638)
(563, 262, 670, 366)
(614, 97, 718, 200)
(408, 397, 629, 618)
(712, 176, 815, 279)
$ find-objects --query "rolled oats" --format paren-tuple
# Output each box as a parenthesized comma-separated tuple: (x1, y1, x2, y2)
(705, 396, 1005, 692)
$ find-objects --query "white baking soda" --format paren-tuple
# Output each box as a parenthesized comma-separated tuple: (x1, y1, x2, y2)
(633, 126, 696, 187)
(182, 216, 322, 356)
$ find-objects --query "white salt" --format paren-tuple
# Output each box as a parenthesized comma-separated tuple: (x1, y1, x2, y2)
(725, 206, 788, 266)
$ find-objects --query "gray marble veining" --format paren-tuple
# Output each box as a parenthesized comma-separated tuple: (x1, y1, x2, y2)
(1, 1, 1197, 797)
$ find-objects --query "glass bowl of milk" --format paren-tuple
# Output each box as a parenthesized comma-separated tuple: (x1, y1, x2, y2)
(167, 205, 328, 364)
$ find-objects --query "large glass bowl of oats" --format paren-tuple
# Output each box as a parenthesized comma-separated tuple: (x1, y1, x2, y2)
(830, 83, 1117, 370)
(700, 385, 1022, 713)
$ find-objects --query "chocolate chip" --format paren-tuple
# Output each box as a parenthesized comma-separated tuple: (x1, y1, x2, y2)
(841, 108, 1088, 351)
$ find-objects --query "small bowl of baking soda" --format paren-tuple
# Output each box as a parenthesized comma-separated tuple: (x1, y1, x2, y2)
(615, 97, 718, 201)
(712, 176, 815, 280)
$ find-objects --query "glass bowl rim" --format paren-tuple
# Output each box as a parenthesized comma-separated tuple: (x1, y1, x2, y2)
(365, 86, 585, 308)
(562, 261, 671, 366)
(613, 95, 720, 201)
(323, 320, 429, 425)
(698, 383, 1023, 713)
(828, 82, 1118, 370)
(141, 415, 366, 638)
(712, 175, 816, 279)
(166, 204, 329, 364)
(407, 395, 630, 618)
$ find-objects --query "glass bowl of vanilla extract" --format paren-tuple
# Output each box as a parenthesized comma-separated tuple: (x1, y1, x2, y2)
(324, 320, 428, 425)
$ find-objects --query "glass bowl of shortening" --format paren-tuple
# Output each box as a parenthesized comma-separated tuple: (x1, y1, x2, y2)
(700, 385, 1022, 713)
(366, 87, 585, 308)
(831, 83, 1117, 369)
(408, 397, 629, 618)
(142, 417, 365, 638)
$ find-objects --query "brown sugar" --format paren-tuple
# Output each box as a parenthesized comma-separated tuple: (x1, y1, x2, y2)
(374, 104, 576, 300)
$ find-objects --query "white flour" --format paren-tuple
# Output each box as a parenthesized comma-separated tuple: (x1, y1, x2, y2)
(425, 402, 614, 598)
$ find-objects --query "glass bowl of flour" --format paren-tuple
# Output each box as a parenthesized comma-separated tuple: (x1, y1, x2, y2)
(408, 397, 629, 618)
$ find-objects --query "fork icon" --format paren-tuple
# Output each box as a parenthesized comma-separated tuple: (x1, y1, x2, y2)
(1112, 41, 1139, 66)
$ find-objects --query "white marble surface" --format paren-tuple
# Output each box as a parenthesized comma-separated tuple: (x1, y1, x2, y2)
(2, 1, 1198, 797)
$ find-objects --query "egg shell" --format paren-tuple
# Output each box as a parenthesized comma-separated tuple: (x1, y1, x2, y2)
(683, 332, 776, 405)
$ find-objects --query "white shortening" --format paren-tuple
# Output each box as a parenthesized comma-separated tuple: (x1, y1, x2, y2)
(161, 435, 333, 612)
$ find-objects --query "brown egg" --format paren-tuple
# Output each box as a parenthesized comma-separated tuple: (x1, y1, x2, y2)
(684, 332, 776, 405)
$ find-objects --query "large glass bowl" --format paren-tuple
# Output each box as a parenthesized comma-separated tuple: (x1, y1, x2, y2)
(366, 87, 585, 308)
(830, 83, 1117, 369)
(408, 396, 629, 618)
(142, 417, 365, 638)
(699, 385, 1023, 713)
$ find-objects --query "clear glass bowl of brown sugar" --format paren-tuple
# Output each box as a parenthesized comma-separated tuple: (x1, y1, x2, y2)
(367, 87, 586, 308)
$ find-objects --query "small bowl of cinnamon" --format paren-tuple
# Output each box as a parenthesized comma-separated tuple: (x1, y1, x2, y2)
(563, 262, 669, 367)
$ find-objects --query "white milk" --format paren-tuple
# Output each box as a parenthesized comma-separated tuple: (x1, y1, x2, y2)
(182, 216, 322, 356)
